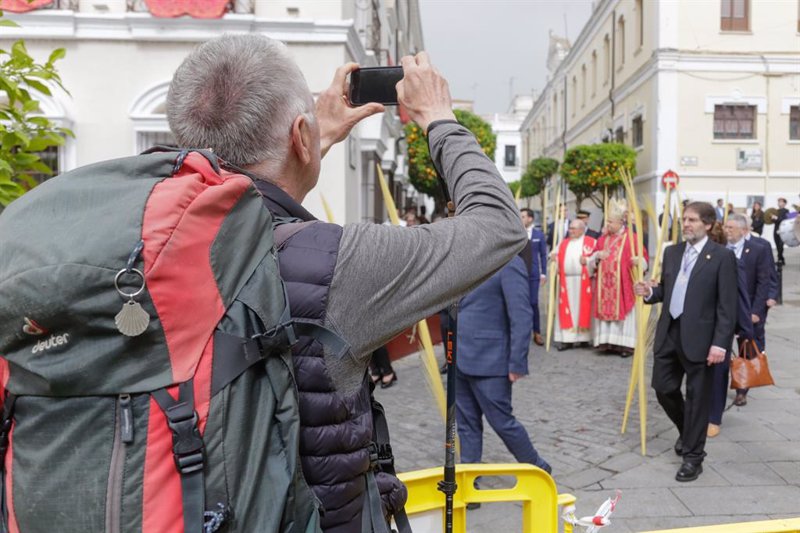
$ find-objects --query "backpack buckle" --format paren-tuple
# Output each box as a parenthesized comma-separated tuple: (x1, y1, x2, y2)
(252, 322, 298, 355)
(368, 442, 395, 471)
(377, 443, 395, 469)
(163, 403, 205, 475)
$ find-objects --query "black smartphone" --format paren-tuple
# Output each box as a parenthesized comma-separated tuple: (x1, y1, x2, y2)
(348, 66, 404, 106)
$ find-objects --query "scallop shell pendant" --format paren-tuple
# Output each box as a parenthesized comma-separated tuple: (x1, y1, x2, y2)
(115, 300, 150, 337)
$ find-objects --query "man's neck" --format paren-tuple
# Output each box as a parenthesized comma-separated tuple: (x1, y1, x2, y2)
(245, 161, 310, 204)
(686, 234, 707, 247)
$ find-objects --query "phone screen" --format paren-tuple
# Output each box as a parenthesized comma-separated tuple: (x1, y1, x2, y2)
(348, 66, 404, 106)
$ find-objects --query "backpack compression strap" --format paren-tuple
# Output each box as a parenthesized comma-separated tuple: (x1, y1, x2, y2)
(152, 382, 206, 533)
(211, 286, 349, 397)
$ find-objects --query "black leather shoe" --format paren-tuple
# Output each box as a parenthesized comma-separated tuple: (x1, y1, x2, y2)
(674, 437, 683, 456)
(675, 462, 702, 482)
(380, 372, 397, 389)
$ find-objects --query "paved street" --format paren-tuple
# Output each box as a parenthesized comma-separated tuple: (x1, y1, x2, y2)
(377, 247, 800, 532)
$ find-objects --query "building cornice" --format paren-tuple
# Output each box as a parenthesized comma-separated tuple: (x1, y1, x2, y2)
(3, 10, 367, 59)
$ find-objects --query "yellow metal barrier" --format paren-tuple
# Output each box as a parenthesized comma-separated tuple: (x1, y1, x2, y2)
(398, 464, 800, 532)
(397, 464, 576, 533)
(642, 518, 800, 533)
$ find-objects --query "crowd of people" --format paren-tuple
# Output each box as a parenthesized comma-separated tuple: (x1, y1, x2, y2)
(522, 199, 648, 357)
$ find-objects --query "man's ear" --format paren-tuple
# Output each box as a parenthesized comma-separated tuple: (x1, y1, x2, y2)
(291, 114, 312, 166)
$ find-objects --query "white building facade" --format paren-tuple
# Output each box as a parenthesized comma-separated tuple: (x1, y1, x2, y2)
(484, 94, 533, 184)
(521, 0, 800, 248)
(2, 0, 424, 224)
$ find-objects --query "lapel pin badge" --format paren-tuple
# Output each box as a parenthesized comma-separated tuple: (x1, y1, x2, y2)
(706, 254, 711, 259)
(745, 248, 750, 253)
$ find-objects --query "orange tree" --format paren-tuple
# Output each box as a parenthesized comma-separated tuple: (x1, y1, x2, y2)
(405, 108, 495, 214)
(1, 10, 73, 206)
(560, 143, 636, 208)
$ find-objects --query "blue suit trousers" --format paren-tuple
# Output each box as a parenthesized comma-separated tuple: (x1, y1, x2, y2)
(455, 370, 546, 469)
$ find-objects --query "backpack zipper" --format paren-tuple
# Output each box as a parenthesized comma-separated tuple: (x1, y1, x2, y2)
(106, 394, 133, 533)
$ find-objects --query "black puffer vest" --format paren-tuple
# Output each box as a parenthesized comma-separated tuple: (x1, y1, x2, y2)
(254, 180, 406, 533)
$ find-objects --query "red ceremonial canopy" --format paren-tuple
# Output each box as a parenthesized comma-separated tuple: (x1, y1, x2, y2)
(0, 0, 52, 13)
(144, 0, 229, 18)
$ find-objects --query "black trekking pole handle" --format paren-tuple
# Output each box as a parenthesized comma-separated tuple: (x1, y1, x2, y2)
(436, 176, 458, 533)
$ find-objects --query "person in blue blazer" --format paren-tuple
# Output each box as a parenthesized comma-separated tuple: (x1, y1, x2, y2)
(725, 213, 773, 407)
(455, 253, 552, 477)
(708, 221, 753, 438)
(521, 208, 548, 345)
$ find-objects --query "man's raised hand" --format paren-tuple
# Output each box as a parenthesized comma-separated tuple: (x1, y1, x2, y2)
(396, 52, 456, 132)
(316, 63, 384, 158)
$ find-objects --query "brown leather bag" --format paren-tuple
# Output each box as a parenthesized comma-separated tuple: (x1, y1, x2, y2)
(730, 339, 775, 389)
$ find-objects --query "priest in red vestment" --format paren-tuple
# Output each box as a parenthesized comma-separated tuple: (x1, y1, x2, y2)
(549, 219, 596, 351)
(588, 199, 649, 356)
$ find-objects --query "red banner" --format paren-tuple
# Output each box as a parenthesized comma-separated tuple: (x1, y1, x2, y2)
(144, 0, 229, 19)
(0, 0, 53, 13)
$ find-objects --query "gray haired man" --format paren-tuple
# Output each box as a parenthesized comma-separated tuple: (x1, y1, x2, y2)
(167, 35, 527, 532)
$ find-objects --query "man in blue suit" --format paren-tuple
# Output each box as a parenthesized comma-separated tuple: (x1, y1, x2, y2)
(725, 213, 773, 406)
(521, 208, 548, 345)
(455, 252, 552, 479)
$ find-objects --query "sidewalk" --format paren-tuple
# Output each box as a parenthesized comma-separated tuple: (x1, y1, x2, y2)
(378, 246, 800, 532)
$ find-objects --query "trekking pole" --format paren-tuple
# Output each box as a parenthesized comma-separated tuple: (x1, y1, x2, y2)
(436, 178, 458, 533)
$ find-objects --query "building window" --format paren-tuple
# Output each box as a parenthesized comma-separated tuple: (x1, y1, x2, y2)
(790, 105, 800, 140)
(29, 145, 60, 185)
(714, 104, 756, 139)
(721, 0, 749, 31)
(137, 130, 177, 153)
(617, 16, 625, 68)
(636, 0, 644, 47)
(591, 51, 597, 96)
(603, 35, 610, 85)
(581, 64, 587, 107)
(632, 116, 643, 147)
(615, 126, 624, 143)
(504, 145, 517, 167)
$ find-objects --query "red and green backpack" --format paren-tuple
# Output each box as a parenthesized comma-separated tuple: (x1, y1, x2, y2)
(0, 149, 345, 533)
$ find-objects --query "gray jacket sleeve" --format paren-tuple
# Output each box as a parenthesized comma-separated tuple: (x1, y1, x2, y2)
(323, 123, 527, 391)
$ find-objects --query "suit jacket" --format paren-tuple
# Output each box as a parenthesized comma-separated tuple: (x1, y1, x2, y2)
(738, 239, 771, 320)
(457, 255, 532, 377)
(528, 228, 547, 279)
(647, 239, 738, 362)
(748, 235, 778, 300)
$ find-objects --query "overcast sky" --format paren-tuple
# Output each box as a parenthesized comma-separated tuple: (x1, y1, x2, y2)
(419, 0, 594, 115)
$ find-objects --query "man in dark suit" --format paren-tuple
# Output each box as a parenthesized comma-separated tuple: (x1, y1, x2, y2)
(770, 197, 789, 265)
(521, 208, 547, 345)
(634, 202, 737, 482)
(456, 253, 551, 477)
(725, 213, 773, 406)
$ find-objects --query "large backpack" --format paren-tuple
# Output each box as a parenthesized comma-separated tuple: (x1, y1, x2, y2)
(0, 149, 346, 533)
